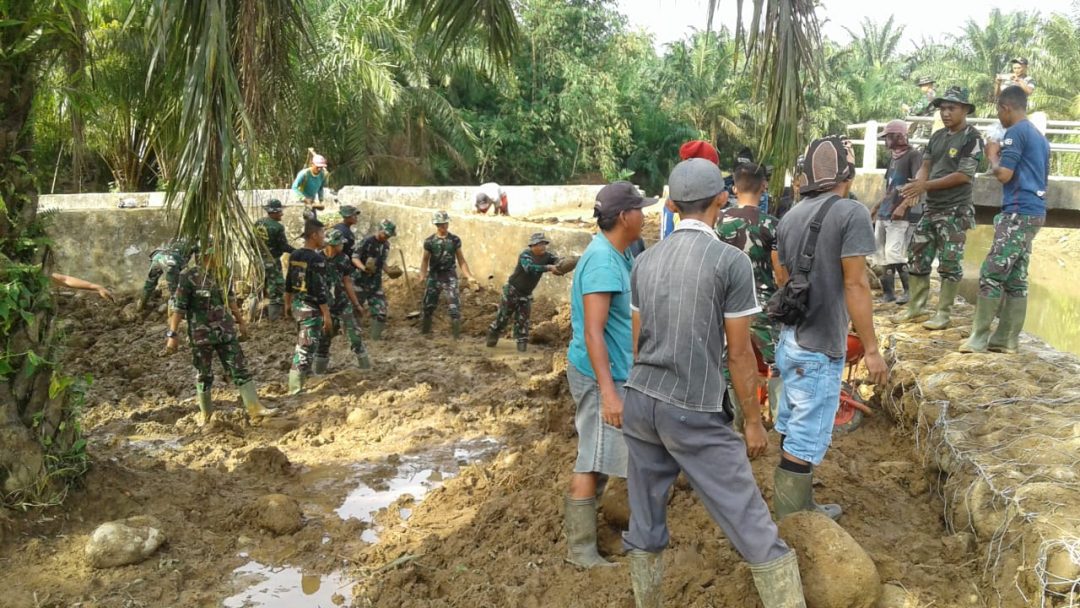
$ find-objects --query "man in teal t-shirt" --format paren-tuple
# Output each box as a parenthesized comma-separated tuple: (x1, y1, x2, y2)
(292, 153, 331, 220)
(562, 181, 656, 570)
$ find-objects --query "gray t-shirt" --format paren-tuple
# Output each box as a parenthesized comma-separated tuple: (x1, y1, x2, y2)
(776, 193, 876, 358)
(626, 220, 760, 412)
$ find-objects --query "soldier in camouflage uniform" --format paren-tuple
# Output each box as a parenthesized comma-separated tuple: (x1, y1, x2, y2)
(164, 239, 275, 426)
(137, 237, 197, 311)
(253, 199, 295, 320)
(419, 210, 475, 339)
(353, 219, 397, 340)
(285, 220, 333, 395)
(486, 232, 563, 352)
(962, 87, 1049, 354)
(897, 87, 984, 331)
(316, 229, 371, 372)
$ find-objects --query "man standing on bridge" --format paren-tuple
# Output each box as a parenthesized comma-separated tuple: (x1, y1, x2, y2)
(961, 88, 1049, 354)
(897, 87, 984, 330)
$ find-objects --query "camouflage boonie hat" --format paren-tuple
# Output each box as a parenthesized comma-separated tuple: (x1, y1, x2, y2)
(528, 232, 549, 246)
(339, 204, 359, 218)
(326, 229, 345, 247)
(378, 219, 397, 237)
(264, 198, 284, 212)
(931, 86, 976, 115)
(916, 76, 935, 86)
(432, 210, 450, 225)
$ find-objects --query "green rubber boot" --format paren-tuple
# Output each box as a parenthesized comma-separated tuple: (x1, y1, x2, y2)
(516, 340, 528, 353)
(288, 370, 304, 395)
(357, 352, 372, 370)
(238, 382, 276, 419)
(420, 314, 433, 335)
(370, 319, 385, 341)
(894, 274, 931, 322)
(628, 550, 664, 608)
(750, 551, 807, 608)
(451, 319, 462, 340)
(959, 295, 1001, 353)
(988, 296, 1027, 354)
(313, 355, 329, 375)
(923, 279, 960, 331)
(195, 385, 213, 427)
(564, 496, 617, 568)
(773, 466, 841, 521)
(486, 327, 499, 348)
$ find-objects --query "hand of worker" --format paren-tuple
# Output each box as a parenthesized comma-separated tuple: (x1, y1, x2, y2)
(322, 315, 334, 336)
(985, 140, 1002, 162)
(892, 204, 908, 220)
(863, 351, 889, 386)
(899, 178, 927, 200)
(163, 337, 179, 356)
(600, 388, 624, 429)
(743, 419, 769, 459)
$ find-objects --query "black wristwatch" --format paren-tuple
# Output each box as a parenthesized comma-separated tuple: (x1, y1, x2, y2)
(165, 330, 178, 339)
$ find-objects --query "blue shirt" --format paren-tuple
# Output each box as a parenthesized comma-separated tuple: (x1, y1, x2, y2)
(568, 232, 634, 382)
(999, 119, 1050, 217)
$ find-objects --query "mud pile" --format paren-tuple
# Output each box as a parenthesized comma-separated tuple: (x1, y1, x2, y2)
(882, 298, 1080, 607)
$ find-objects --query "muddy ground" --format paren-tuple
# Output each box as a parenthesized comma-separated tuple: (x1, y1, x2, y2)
(0, 280, 987, 608)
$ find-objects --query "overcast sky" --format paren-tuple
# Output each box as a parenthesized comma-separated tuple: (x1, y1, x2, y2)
(617, 0, 1077, 51)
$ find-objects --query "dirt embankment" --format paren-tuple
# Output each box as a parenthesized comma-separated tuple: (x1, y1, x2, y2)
(0, 281, 988, 608)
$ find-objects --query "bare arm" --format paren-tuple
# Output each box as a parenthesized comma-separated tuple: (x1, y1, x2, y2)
(986, 142, 1015, 184)
(632, 310, 641, 359)
(51, 273, 113, 302)
(900, 159, 972, 199)
(725, 315, 767, 458)
(419, 250, 430, 282)
(583, 293, 622, 428)
(456, 249, 473, 281)
(842, 256, 888, 386)
(343, 275, 362, 309)
(771, 251, 788, 288)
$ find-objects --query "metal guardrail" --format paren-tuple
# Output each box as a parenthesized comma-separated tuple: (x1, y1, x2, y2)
(847, 115, 1080, 172)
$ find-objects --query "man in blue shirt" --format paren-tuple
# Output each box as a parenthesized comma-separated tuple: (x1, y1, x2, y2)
(962, 87, 1049, 354)
(292, 153, 331, 220)
(564, 181, 655, 569)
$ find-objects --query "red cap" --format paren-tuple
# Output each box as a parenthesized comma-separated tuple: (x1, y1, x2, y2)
(678, 140, 719, 165)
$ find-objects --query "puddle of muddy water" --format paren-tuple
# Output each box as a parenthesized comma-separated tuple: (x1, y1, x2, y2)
(335, 438, 501, 542)
(222, 561, 352, 608)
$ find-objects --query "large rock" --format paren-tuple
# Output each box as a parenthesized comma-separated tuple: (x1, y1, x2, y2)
(778, 512, 882, 608)
(85, 515, 166, 568)
(251, 494, 303, 535)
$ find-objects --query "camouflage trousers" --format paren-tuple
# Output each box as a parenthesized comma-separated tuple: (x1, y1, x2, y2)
(355, 282, 388, 323)
(750, 311, 779, 365)
(143, 252, 181, 300)
(978, 213, 1044, 298)
(291, 311, 325, 373)
(908, 208, 974, 281)
(422, 272, 461, 320)
(317, 310, 368, 359)
(490, 284, 533, 343)
(262, 259, 286, 305)
(191, 338, 251, 391)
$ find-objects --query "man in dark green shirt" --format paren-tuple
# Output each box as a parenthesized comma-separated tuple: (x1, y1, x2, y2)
(898, 86, 984, 331)
(486, 232, 563, 352)
(253, 199, 294, 320)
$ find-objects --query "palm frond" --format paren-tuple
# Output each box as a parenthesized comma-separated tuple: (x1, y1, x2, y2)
(397, 0, 519, 63)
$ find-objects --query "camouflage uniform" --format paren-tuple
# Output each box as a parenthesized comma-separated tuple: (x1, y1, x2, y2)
(490, 248, 558, 344)
(716, 206, 780, 363)
(254, 215, 293, 305)
(285, 248, 329, 374)
(978, 213, 1043, 298)
(141, 239, 194, 303)
(422, 233, 464, 320)
(319, 250, 369, 362)
(170, 266, 250, 390)
(354, 235, 391, 322)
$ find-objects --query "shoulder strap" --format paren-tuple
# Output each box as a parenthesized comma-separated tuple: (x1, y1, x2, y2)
(794, 195, 842, 275)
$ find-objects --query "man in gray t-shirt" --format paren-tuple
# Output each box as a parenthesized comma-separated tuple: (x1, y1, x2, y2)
(773, 136, 888, 523)
(622, 158, 806, 608)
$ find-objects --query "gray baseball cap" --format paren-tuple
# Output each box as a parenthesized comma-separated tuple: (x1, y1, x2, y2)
(668, 158, 725, 202)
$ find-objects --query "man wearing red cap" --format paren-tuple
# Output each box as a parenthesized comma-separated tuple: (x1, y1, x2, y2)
(870, 119, 923, 304)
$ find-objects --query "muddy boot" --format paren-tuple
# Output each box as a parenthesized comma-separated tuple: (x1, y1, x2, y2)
(195, 386, 213, 427)
(313, 355, 329, 375)
(923, 279, 959, 331)
(959, 295, 1000, 353)
(517, 340, 527, 353)
(628, 550, 664, 608)
(773, 466, 841, 521)
(288, 370, 305, 395)
(451, 319, 462, 340)
(486, 327, 500, 348)
(267, 303, 283, 322)
(988, 296, 1026, 354)
(370, 319, 385, 341)
(880, 267, 896, 303)
(239, 382, 276, 419)
(894, 274, 930, 322)
(750, 550, 807, 608)
(136, 289, 152, 312)
(420, 314, 433, 336)
(895, 266, 911, 305)
(356, 352, 372, 370)
(564, 496, 616, 568)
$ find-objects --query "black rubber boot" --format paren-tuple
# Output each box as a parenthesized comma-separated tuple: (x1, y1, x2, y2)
(896, 265, 911, 305)
(881, 267, 896, 303)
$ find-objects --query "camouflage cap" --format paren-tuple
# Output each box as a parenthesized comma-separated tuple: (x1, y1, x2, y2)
(916, 76, 935, 86)
(528, 232, 549, 246)
(339, 204, 359, 218)
(931, 86, 976, 115)
(378, 219, 397, 237)
(432, 210, 450, 225)
(264, 198, 284, 212)
(326, 228, 345, 247)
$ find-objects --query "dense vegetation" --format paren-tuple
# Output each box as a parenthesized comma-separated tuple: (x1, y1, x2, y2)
(30, 1, 1080, 197)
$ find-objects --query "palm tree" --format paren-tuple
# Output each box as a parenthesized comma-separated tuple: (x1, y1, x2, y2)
(954, 9, 1040, 106)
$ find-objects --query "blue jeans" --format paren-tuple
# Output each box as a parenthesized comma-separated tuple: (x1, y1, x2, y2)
(774, 328, 845, 465)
